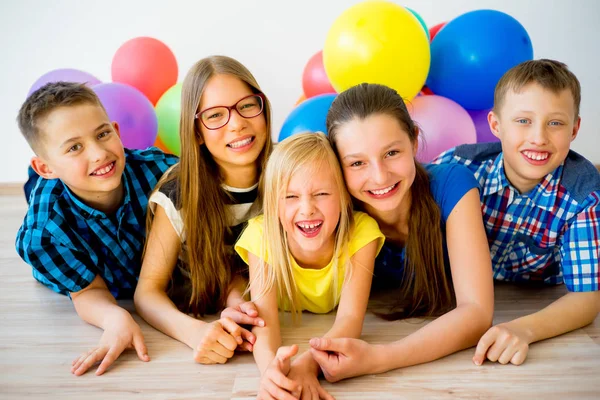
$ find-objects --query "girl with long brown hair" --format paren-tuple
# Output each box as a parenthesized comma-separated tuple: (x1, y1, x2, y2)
(309, 83, 494, 381)
(134, 55, 273, 365)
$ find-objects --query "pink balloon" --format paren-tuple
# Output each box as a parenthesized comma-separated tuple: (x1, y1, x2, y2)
(302, 50, 336, 99)
(408, 95, 477, 163)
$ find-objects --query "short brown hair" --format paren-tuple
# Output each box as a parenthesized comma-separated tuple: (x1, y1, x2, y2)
(17, 81, 105, 153)
(494, 59, 581, 120)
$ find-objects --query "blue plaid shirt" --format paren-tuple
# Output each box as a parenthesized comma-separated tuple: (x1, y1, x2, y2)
(433, 143, 600, 292)
(16, 148, 179, 298)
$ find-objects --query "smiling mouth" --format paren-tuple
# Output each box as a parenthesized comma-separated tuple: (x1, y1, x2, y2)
(521, 150, 550, 161)
(90, 161, 115, 176)
(295, 221, 323, 236)
(367, 182, 398, 196)
(227, 136, 255, 148)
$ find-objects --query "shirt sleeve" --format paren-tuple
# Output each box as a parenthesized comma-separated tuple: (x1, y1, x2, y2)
(234, 216, 268, 265)
(16, 224, 98, 296)
(349, 212, 385, 257)
(428, 163, 479, 222)
(559, 192, 600, 292)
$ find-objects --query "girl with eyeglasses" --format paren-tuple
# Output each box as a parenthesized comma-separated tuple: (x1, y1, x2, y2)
(134, 55, 273, 365)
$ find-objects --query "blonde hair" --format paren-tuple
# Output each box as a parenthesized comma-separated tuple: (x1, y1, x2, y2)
(145, 55, 273, 316)
(250, 132, 353, 321)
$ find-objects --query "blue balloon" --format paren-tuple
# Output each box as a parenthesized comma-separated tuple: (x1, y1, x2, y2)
(279, 94, 337, 141)
(426, 10, 533, 110)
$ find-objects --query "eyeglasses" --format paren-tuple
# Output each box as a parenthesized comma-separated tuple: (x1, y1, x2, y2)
(195, 93, 265, 130)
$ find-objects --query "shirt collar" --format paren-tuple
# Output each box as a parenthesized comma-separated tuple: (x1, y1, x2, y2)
(482, 153, 562, 211)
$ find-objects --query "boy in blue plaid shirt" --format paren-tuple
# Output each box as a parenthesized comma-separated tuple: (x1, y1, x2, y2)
(434, 59, 600, 366)
(15, 82, 178, 376)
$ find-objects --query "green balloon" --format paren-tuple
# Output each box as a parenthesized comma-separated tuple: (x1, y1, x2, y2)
(155, 83, 182, 155)
(407, 7, 430, 41)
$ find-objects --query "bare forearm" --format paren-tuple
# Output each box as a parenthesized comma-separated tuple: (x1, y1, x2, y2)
(324, 315, 364, 340)
(377, 303, 491, 372)
(253, 326, 281, 374)
(72, 288, 126, 329)
(504, 291, 600, 344)
(133, 287, 201, 348)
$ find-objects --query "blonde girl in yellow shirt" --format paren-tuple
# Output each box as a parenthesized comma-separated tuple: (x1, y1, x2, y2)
(235, 132, 384, 400)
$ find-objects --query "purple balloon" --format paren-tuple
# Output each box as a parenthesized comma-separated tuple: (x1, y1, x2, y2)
(468, 108, 499, 143)
(27, 68, 101, 97)
(408, 95, 477, 163)
(93, 83, 158, 150)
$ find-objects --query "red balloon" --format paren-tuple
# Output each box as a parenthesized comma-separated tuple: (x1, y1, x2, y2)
(429, 22, 447, 42)
(420, 85, 435, 96)
(112, 37, 178, 105)
(302, 50, 336, 99)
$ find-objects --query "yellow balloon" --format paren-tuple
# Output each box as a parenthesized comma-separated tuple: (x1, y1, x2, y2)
(323, 0, 430, 101)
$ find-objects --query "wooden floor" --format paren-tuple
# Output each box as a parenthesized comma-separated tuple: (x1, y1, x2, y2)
(1, 193, 599, 400)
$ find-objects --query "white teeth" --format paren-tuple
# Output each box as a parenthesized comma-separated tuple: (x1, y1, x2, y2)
(523, 151, 549, 161)
(297, 222, 322, 229)
(229, 137, 253, 148)
(369, 184, 396, 195)
(92, 162, 114, 176)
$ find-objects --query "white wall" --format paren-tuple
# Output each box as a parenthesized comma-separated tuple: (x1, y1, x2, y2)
(1, 0, 599, 183)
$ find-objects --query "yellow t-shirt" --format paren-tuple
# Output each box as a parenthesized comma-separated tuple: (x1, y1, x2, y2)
(235, 211, 385, 314)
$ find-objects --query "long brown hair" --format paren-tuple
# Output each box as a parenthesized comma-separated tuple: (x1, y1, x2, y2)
(326, 83, 453, 319)
(146, 56, 273, 316)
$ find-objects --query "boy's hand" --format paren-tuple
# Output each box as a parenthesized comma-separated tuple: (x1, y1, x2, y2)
(258, 345, 302, 400)
(71, 310, 149, 376)
(473, 323, 532, 366)
(192, 317, 256, 363)
(309, 337, 376, 383)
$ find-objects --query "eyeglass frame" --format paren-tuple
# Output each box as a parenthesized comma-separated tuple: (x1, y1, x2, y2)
(194, 93, 266, 130)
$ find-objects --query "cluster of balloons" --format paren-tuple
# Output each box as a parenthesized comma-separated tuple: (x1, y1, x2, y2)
(26, 37, 182, 155)
(280, 1, 533, 162)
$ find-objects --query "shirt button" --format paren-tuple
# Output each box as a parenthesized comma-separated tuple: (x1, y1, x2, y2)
(491, 250, 497, 257)
(506, 215, 513, 222)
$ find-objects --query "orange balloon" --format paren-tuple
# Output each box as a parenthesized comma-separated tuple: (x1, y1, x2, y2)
(153, 136, 172, 154)
(295, 94, 306, 106)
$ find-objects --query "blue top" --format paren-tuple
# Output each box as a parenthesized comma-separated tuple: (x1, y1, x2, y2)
(374, 163, 479, 285)
(15, 148, 179, 298)
(433, 142, 600, 292)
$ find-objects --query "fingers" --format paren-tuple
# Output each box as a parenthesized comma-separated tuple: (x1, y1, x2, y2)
(265, 372, 301, 398)
(95, 346, 123, 376)
(71, 348, 108, 376)
(309, 348, 339, 383)
(318, 384, 335, 400)
(71, 349, 99, 375)
(221, 307, 265, 327)
(218, 318, 247, 348)
(276, 344, 299, 363)
(309, 337, 345, 354)
(473, 328, 497, 366)
(239, 301, 260, 319)
(510, 349, 527, 365)
(237, 341, 254, 352)
(132, 333, 150, 362)
(240, 327, 256, 345)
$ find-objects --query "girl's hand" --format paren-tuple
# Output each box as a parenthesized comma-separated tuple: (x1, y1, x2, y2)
(71, 310, 149, 376)
(472, 323, 531, 366)
(309, 337, 376, 383)
(221, 301, 265, 328)
(258, 345, 302, 400)
(288, 352, 335, 400)
(192, 317, 256, 364)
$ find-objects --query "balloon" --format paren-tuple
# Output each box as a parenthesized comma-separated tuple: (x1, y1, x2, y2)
(323, 1, 430, 101)
(302, 50, 336, 99)
(427, 10, 533, 110)
(279, 94, 336, 142)
(93, 83, 158, 150)
(420, 86, 435, 96)
(408, 95, 477, 163)
(27, 68, 101, 97)
(407, 8, 429, 40)
(112, 37, 178, 105)
(155, 83, 182, 156)
(429, 22, 446, 42)
(468, 108, 499, 143)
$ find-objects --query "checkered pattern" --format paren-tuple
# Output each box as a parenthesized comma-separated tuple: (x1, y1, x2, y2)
(15, 148, 179, 298)
(433, 143, 600, 292)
